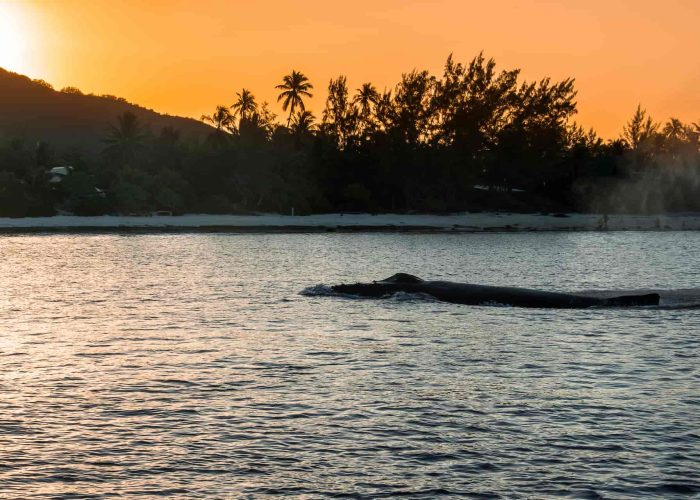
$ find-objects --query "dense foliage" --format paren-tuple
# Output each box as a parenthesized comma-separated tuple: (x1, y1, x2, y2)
(1, 54, 698, 217)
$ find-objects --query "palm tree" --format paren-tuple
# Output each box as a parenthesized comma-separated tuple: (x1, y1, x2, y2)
(353, 83, 379, 139)
(290, 110, 316, 136)
(103, 111, 147, 163)
(231, 89, 257, 121)
(276, 70, 313, 126)
(201, 105, 234, 132)
(353, 83, 379, 117)
(663, 118, 685, 141)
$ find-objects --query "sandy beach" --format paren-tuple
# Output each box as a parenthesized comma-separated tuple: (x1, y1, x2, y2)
(0, 212, 698, 232)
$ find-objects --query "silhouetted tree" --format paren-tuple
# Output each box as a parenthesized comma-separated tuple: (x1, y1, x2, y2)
(238, 101, 277, 143)
(386, 70, 437, 145)
(290, 110, 316, 136)
(60, 86, 83, 95)
(232, 88, 257, 121)
(354, 83, 379, 116)
(276, 70, 313, 126)
(663, 118, 685, 141)
(4, 52, 698, 216)
(353, 83, 379, 138)
(322, 76, 358, 149)
(32, 79, 54, 90)
(435, 54, 518, 148)
(103, 112, 148, 164)
(622, 105, 658, 149)
(201, 105, 233, 132)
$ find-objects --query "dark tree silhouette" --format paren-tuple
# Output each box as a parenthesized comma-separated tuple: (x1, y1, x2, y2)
(201, 105, 234, 132)
(354, 83, 379, 117)
(60, 86, 84, 95)
(387, 70, 437, 145)
(622, 105, 658, 149)
(352, 83, 379, 140)
(290, 110, 316, 135)
(663, 118, 685, 142)
(322, 76, 358, 149)
(276, 70, 313, 126)
(2, 53, 698, 217)
(103, 112, 148, 163)
(232, 89, 257, 121)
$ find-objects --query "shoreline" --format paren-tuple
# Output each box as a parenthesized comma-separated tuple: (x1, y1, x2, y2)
(0, 213, 699, 234)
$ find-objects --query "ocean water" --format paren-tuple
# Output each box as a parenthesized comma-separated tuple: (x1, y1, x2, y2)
(0, 231, 698, 498)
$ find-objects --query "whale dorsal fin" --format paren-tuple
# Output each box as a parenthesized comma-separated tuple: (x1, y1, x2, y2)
(379, 273, 424, 284)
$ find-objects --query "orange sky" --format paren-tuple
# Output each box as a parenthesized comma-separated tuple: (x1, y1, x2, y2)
(2, 0, 699, 138)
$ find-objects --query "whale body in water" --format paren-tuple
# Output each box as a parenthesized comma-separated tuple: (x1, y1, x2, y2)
(331, 273, 660, 308)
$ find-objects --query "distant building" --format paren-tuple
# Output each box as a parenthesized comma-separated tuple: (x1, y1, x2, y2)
(473, 184, 526, 193)
(47, 165, 73, 184)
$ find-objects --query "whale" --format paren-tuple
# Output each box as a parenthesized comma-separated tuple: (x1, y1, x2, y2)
(331, 273, 660, 308)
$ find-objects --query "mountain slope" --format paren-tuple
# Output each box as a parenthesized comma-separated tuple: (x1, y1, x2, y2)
(0, 68, 214, 155)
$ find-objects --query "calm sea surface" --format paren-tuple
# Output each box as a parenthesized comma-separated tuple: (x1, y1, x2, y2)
(0, 232, 698, 498)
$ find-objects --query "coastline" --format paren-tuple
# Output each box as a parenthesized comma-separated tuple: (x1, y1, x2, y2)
(0, 212, 699, 233)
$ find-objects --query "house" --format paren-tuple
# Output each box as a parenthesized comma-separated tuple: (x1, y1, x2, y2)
(47, 165, 73, 184)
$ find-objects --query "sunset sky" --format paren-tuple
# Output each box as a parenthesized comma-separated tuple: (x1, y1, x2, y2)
(1, 0, 698, 138)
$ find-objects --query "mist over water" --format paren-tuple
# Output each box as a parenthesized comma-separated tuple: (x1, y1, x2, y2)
(590, 160, 700, 214)
(0, 232, 698, 497)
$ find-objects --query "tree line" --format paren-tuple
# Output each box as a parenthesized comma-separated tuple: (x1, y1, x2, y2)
(1, 53, 699, 217)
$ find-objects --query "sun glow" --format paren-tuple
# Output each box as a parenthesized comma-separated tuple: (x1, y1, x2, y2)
(0, 2, 35, 75)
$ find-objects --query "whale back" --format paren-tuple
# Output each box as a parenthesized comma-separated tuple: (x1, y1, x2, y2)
(379, 273, 424, 284)
(332, 274, 661, 309)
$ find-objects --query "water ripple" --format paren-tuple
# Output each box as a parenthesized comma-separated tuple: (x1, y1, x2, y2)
(0, 232, 698, 497)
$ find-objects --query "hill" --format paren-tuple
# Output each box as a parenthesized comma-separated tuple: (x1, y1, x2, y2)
(0, 68, 213, 155)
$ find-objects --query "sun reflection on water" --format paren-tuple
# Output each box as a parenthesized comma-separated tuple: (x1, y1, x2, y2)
(0, 232, 698, 496)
